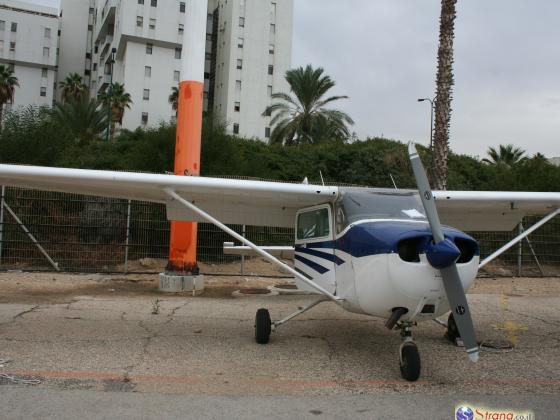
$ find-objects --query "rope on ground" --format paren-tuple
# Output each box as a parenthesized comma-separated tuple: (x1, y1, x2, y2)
(0, 358, 42, 385)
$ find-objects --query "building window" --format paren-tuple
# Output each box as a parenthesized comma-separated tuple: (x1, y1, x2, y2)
(233, 123, 239, 134)
(149, 18, 156, 29)
(136, 16, 143, 27)
(145, 66, 151, 77)
(235, 80, 241, 90)
(0, 21, 5, 31)
(42, 47, 50, 57)
(40, 87, 47, 97)
(138, 0, 144, 4)
(270, 24, 275, 34)
(265, 108, 272, 117)
(234, 102, 240, 112)
(180, 2, 185, 12)
(270, 2, 277, 20)
(239, 17, 245, 27)
(237, 37, 244, 48)
(42, 68, 48, 78)
(143, 89, 150, 100)
(269, 44, 275, 55)
(268, 65, 274, 75)
(8, 63, 14, 71)
(265, 127, 271, 138)
(236, 59, 243, 70)
(9, 42, 16, 52)
(0, 40, 3, 52)
(150, 0, 157, 7)
(11, 22, 17, 32)
(175, 48, 181, 59)
(146, 43, 153, 54)
(178, 24, 184, 35)
(44, 27, 51, 38)
(267, 85, 273, 96)
(141, 112, 149, 125)
(174, 70, 180, 81)
(205, 52, 212, 60)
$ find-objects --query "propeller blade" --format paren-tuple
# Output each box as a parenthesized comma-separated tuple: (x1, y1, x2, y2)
(441, 265, 480, 362)
(407, 143, 479, 362)
(407, 143, 444, 243)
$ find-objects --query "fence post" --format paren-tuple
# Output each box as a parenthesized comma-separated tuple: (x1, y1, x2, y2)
(241, 225, 246, 274)
(0, 186, 5, 265)
(124, 199, 132, 272)
(517, 222, 523, 277)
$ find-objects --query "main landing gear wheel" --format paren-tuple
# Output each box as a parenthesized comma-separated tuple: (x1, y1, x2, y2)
(445, 312, 461, 344)
(254, 308, 271, 344)
(399, 342, 421, 382)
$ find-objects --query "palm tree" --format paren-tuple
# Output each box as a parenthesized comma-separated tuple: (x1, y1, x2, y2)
(433, 0, 457, 190)
(58, 73, 88, 103)
(99, 82, 132, 137)
(262, 65, 354, 145)
(169, 86, 179, 116)
(53, 97, 108, 143)
(0, 64, 19, 124)
(482, 144, 527, 167)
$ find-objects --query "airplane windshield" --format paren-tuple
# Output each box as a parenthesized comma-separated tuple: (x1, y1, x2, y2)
(335, 189, 427, 232)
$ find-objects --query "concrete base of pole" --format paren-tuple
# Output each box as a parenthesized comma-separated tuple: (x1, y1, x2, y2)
(158, 273, 204, 295)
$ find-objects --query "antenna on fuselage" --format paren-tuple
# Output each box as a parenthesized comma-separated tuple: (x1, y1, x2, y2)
(389, 173, 398, 189)
(319, 171, 325, 186)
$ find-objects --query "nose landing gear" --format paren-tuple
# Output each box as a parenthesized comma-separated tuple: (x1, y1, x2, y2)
(398, 322, 421, 381)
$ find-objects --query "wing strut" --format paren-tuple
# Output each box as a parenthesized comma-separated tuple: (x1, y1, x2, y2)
(164, 188, 342, 303)
(479, 208, 560, 269)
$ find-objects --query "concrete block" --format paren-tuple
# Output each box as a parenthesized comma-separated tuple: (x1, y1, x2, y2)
(158, 273, 204, 295)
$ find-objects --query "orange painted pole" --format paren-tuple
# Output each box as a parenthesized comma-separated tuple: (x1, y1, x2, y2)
(166, 0, 208, 274)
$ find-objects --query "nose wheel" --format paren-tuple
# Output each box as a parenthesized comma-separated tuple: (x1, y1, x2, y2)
(398, 322, 421, 381)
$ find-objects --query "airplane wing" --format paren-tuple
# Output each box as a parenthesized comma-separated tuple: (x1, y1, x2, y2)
(0, 165, 337, 228)
(433, 191, 560, 231)
(0, 164, 558, 231)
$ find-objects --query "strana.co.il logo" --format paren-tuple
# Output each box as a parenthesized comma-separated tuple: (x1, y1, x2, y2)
(456, 406, 474, 420)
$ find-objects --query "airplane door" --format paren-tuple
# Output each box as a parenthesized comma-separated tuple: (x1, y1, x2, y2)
(294, 205, 336, 294)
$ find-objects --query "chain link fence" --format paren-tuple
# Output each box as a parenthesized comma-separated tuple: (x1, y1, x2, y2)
(0, 186, 558, 276)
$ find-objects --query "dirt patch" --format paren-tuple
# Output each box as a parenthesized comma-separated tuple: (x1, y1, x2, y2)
(0, 271, 289, 304)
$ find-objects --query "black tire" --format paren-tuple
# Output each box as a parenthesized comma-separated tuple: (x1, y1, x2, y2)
(445, 312, 460, 344)
(399, 342, 421, 381)
(255, 308, 271, 344)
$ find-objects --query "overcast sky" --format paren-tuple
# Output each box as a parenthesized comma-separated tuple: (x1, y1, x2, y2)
(26, 0, 560, 158)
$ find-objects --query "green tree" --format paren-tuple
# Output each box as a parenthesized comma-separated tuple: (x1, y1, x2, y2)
(482, 144, 527, 167)
(0, 64, 19, 125)
(58, 73, 88, 103)
(169, 86, 179, 115)
(263, 65, 354, 146)
(99, 82, 133, 137)
(53, 97, 108, 144)
(433, 0, 458, 190)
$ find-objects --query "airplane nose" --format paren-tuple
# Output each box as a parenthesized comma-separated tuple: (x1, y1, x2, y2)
(426, 238, 461, 269)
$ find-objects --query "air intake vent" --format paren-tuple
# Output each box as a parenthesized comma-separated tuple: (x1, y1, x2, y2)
(454, 238, 478, 264)
(397, 237, 424, 263)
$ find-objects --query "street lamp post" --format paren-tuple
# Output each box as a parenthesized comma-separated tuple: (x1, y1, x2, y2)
(417, 97, 435, 152)
(105, 47, 117, 142)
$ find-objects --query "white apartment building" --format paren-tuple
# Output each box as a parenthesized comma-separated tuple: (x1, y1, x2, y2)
(0, 0, 58, 109)
(58, 0, 293, 140)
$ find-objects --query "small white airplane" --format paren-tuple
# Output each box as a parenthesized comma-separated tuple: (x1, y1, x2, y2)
(0, 143, 559, 381)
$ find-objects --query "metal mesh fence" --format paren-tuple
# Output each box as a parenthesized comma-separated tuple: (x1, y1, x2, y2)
(0, 186, 558, 276)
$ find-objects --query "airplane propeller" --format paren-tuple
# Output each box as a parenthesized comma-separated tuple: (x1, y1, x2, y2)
(408, 143, 479, 362)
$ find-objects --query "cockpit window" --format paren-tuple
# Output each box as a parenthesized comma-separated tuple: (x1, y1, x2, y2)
(297, 208, 330, 240)
(335, 190, 426, 233)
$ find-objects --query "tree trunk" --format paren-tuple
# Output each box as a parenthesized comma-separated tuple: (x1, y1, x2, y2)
(433, 0, 457, 190)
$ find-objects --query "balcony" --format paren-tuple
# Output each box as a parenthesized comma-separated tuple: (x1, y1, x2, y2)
(95, 0, 117, 43)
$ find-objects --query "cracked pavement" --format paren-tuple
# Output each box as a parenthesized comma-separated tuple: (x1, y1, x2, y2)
(1, 273, 560, 418)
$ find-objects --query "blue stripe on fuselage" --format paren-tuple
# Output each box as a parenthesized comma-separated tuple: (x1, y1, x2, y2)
(294, 246, 345, 265)
(294, 254, 330, 274)
(305, 221, 480, 259)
